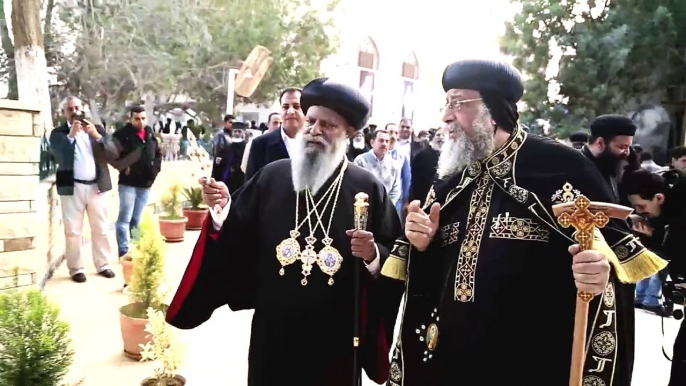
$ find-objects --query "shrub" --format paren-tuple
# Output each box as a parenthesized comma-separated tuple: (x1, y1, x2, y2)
(126, 211, 168, 319)
(182, 187, 204, 210)
(160, 184, 184, 220)
(139, 308, 185, 386)
(0, 289, 74, 386)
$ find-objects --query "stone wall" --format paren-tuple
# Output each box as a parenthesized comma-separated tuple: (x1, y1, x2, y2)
(0, 100, 43, 289)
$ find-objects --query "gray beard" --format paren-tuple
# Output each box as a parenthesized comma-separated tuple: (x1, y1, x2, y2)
(291, 132, 349, 194)
(436, 106, 495, 180)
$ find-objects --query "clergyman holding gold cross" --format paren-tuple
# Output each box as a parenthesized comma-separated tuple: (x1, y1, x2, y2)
(381, 59, 667, 386)
(165, 78, 403, 385)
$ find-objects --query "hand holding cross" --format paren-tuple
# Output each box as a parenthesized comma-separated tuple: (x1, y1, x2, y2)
(553, 195, 633, 386)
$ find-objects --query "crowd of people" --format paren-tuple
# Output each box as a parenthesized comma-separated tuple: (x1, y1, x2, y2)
(163, 59, 686, 386)
(51, 57, 686, 385)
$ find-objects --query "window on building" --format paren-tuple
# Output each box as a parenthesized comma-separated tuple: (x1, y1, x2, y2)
(358, 37, 379, 70)
(402, 51, 419, 80)
(358, 37, 379, 117)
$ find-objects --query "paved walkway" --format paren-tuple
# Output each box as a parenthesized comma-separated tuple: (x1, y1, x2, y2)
(45, 226, 681, 385)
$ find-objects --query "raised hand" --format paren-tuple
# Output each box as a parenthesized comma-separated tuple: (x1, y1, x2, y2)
(405, 200, 440, 251)
(199, 177, 229, 211)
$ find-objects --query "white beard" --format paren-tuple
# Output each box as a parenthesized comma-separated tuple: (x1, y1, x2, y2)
(291, 132, 349, 194)
(436, 105, 496, 180)
(352, 139, 365, 150)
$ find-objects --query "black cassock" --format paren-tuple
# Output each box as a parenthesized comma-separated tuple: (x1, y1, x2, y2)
(409, 146, 439, 204)
(382, 127, 666, 386)
(167, 159, 403, 385)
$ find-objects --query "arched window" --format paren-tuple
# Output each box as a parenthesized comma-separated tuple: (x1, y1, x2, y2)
(358, 37, 379, 116)
(358, 37, 379, 70)
(401, 51, 419, 80)
(401, 51, 419, 121)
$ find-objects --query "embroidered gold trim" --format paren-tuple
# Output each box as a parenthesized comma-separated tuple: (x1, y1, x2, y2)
(454, 174, 495, 302)
(610, 234, 645, 263)
(489, 214, 549, 242)
(551, 182, 582, 204)
(508, 184, 528, 203)
(440, 222, 460, 246)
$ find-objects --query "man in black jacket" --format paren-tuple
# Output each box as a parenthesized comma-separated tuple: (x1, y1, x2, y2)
(244, 87, 304, 180)
(50, 96, 120, 283)
(623, 170, 686, 385)
(111, 105, 162, 257)
(409, 126, 444, 203)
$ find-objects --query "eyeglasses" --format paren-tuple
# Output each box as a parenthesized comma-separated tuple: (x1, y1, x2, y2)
(445, 98, 483, 111)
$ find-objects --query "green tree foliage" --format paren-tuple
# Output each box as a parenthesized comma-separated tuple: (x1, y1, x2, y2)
(50, 0, 338, 118)
(501, 0, 686, 137)
(0, 289, 74, 386)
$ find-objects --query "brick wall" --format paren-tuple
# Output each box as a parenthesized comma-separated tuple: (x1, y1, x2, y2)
(0, 100, 43, 290)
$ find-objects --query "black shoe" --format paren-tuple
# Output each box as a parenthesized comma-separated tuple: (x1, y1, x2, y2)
(644, 304, 668, 317)
(72, 273, 87, 283)
(98, 269, 116, 279)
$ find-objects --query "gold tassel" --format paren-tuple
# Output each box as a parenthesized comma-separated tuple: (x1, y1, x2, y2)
(592, 229, 667, 284)
(592, 232, 630, 284)
(619, 249, 668, 284)
(381, 255, 407, 281)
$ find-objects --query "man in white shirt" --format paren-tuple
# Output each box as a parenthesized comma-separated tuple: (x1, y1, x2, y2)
(353, 129, 401, 205)
(49, 96, 119, 283)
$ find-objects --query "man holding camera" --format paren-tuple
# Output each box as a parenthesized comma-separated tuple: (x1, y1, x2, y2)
(49, 96, 120, 283)
(623, 170, 686, 385)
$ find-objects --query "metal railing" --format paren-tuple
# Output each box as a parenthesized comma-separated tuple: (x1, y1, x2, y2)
(39, 133, 57, 181)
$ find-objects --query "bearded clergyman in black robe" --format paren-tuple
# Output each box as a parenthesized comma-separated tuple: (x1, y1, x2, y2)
(380, 60, 667, 386)
(166, 78, 403, 385)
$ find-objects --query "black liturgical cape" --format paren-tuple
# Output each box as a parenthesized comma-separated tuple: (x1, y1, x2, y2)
(167, 159, 403, 385)
(381, 127, 666, 386)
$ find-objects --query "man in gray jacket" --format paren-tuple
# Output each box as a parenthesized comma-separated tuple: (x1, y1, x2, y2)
(49, 96, 119, 283)
(353, 128, 401, 205)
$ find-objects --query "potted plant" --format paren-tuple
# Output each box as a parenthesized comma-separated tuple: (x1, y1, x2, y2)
(182, 186, 208, 230)
(139, 307, 187, 386)
(120, 215, 157, 286)
(119, 211, 168, 360)
(158, 183, 188, 242)
(0, 282, 74, 386)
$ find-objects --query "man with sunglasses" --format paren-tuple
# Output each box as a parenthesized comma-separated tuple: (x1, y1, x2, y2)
(382, 59, 666, 385)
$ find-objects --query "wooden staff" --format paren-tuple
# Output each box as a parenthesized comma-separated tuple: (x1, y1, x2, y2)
(352, 193, 369, 386)
(553, 195, 632, 386)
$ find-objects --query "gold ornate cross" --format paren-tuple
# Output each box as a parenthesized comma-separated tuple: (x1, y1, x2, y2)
(556, 196, 610, 302)
(552, 193, 633, 386)
(553, 195, 633, 300)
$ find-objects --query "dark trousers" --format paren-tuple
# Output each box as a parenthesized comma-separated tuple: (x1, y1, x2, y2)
(670, 319, 686, 385)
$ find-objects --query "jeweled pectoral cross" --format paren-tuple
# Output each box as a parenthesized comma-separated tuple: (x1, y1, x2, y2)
(552, 194, 633, 386)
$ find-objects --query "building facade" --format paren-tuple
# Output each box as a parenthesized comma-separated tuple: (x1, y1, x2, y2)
(236, 0, 512, 130)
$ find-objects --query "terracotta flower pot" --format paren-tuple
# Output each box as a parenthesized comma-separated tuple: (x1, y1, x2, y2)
(121, 258, 134, 285)
(159, 217, 188, 242)
(183, 208, 208, 230)
(119, 303, 152, 360)
(141, 375, 186, 386)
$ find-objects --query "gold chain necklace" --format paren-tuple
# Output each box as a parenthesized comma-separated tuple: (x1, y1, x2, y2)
(275, 160, 347, 282)
(308, 166, 345, 285)
(299, 188, 319, 285)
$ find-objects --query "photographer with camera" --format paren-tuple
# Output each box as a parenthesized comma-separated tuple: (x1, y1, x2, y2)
(49, 96, 120, 283)
(624, 170, 686, 385)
